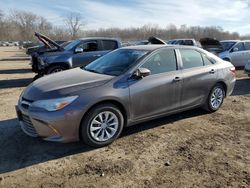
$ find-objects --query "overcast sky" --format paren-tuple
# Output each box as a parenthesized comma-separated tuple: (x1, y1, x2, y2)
(1, 0, 250, 35)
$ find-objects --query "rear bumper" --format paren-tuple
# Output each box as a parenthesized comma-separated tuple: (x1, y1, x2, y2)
(226, 77, 236, 96)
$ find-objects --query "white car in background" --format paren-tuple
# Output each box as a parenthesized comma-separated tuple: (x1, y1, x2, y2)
(219, 40, 250, 67)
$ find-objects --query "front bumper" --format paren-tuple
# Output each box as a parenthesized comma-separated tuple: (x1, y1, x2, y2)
(16, 100, 84, 143)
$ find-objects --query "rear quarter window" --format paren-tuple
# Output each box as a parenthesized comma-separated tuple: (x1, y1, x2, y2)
(179, 49, 204, 69)
(102, 40, 118, 50)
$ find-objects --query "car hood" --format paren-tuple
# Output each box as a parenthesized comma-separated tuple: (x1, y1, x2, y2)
(148, 36, 167, 44)
(35, 32, 63, 51)
(22, 68, 114, 101)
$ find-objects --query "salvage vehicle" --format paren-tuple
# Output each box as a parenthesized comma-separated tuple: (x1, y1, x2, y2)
(31, 32, 121, 76)
(199, 38, 223, 55)
(244, 60, 250, 77)
(16, 45, 236, 147)
(219, 40, 250, 67)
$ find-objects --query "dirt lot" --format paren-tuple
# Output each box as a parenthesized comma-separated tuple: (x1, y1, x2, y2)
(0, 47, 249, 188)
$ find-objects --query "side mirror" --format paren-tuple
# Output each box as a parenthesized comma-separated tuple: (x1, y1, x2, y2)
(75, 47, 83, 54)
(133, 68, 151, 78)
(232, 47, 239, 52)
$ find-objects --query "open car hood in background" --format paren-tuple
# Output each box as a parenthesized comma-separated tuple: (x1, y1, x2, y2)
(34, 32, 64, 51)
(199, 38, 223, 54)
(148, 36, 167, 44)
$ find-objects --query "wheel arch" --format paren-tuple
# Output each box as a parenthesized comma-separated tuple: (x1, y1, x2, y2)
(47, 62, 70, 70)
(216, 81, 227, 96)
(79, 99, 128, 140)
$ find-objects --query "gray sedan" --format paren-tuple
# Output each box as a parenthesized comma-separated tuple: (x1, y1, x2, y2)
(16, 45, 236, 147)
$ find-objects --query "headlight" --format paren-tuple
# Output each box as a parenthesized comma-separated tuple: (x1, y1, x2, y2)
(32, 96, 78, 111)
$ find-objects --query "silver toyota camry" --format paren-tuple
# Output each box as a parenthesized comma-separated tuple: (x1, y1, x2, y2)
(16, 45, 236, 147)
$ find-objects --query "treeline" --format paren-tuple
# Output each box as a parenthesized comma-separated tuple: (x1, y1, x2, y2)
(0, 9, 249, 42)
(85, 24, 247, 41)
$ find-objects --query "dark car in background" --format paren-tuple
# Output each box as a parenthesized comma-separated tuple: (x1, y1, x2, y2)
(31, 33, 121, 76)
(16, 45, 236, 147)
(199, 38, 223, 55)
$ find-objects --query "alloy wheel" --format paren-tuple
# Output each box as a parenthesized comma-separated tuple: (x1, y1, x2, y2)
(90, 111, 119, 142)
(210, 87, 223, 109)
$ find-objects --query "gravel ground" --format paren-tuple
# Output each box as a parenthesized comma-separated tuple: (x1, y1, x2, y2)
(0, 47, 249, 188)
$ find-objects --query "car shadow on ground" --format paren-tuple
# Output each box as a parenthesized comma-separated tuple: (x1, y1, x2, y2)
(0, 108, 206, 174)
(0, 68, 31, 74)
(232, 77, 250, 96)
(0, 78, 33, 89)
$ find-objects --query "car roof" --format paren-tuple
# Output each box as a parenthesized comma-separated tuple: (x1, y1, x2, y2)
(78, 37, 120, 41)
(220, 40, 240, 42)
(121, 44, 201, 51)
(171, 38, 195, 41)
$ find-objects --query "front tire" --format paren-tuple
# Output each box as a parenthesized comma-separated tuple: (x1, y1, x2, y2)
(47, 66, 66, 74)
(204, 84, 225, 112)
(80, 103, 124, 147)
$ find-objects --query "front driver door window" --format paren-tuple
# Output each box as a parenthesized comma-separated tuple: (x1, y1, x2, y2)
(230, 42, 246, 66)
(72, 41, 99, 68)
(129, 49, 182, 120)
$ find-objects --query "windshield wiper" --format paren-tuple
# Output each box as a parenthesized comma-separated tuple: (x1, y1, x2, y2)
(84, 68, 101, 74)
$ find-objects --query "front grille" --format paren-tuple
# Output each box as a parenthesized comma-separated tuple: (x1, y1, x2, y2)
(31, 56, 39, 72)
(21, 114, 38, 137)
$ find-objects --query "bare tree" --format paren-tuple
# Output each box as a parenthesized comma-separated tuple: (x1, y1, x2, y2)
(65, 12, 84, 39)
(0, 9, 3, 21)
(37, 16, 52, 35)
(10, 10, 38, 40)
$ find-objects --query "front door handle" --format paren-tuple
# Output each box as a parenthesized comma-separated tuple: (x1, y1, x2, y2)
(209, 69, 215, 74)
(173, 77, 182, 82)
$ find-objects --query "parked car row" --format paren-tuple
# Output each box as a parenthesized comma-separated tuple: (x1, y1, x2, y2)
(0, 41, 19, 46)
(167, 38, 250, 67)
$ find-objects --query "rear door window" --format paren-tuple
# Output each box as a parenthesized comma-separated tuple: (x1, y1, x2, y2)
(184, 40, 194, 46)
(179, 49, 204, 69)
(102, 40, 118, 50)
(233, 42, 245, 52)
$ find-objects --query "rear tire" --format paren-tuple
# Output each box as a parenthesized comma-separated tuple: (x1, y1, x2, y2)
(47, 66, 66, 74)
(204, 83, 225, 112)
(80, 103, 124, 147)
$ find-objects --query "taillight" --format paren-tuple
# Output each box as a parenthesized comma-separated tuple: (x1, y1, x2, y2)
(230, 66, 236, 76)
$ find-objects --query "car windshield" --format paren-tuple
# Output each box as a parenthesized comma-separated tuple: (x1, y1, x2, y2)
(63, 39, 81, 51)
(221, 41, 237, 51)
(84, 49, 148, 76)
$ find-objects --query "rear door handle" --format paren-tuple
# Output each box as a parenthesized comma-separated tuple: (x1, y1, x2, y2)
(209, 69, 215, 74)
(173, 77, 182, 82)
